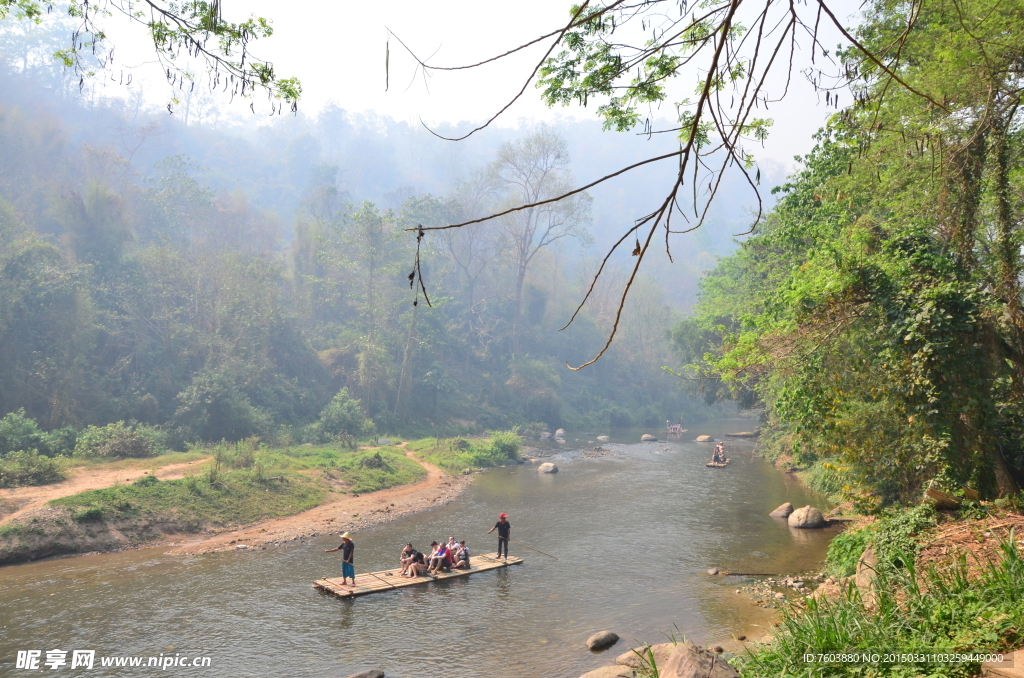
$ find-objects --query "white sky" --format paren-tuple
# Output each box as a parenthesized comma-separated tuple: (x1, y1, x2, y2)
(80, 0, 861, 168)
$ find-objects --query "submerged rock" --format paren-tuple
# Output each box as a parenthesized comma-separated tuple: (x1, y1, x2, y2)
(586, 630, 620, 651)
(641, 434, 658, 442)
(538, 462, 559, 474)
(694, 435, 715, 442)
(787, 505, 825, 529)
(707, 567, 720, 575)
(346, 671, 385, 678)
(769, 502, 794, 519)
(662, 641, 739, 678)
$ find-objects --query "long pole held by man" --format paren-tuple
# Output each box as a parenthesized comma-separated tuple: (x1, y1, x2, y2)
(487, 513, 511, 559)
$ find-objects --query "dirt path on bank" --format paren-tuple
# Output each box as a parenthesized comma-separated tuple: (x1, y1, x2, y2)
(158, 448, 472, 555)
(0, 459, 206, 525)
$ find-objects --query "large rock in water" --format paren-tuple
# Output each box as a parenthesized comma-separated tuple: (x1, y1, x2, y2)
(346, 671, 385, 678)
(661, 642, 739, 678)
(769, 502, 794, 519)
(555, 428, 567, 438)
(586, 630, 620, 651)
(538, 462, 559, 474)
(695, 435, 715, 442)
(596, 435, 610, 442)
(787, 505, 825, 529)
(641, 433, 658, 442)
(579, 667, 633, 678)
(616, 642, 677, 669)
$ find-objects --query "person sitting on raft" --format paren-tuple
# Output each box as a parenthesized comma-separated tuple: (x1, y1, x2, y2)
(452, 541, 471, 569)
(428, 541, 451, 574)
(405, 549, 427, 577)
(399, 543, 416, 574)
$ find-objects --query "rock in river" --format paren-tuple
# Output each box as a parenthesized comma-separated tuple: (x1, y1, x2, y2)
(641, 434, 658, 442)
(596, 435, 610, 442)
(346, 671, 385, 678)
(787, 505, 825, 529)
(586, 630, 620, 651)
(579, 666, 633, 678)
(661, 641, 739, 678)
(694, 435, 715, 442)
(555, 428, 566, 438)
(538, 462, 559, 474)
(616, 642, 677, 669)
(769, 502, 794, 519)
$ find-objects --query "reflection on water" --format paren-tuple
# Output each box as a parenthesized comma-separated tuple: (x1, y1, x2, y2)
(0, 420, 838, 677)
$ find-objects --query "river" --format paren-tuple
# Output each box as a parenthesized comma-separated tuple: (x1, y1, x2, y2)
(0, 420, 838, 677)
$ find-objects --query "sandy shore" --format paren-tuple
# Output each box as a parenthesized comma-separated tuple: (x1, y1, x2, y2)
(157, 452, 476, 555)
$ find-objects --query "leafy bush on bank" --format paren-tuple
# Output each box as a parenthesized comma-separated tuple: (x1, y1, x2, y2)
(407, 431, 522, 474)
(73, 421, 165, 458)
(739, 536, 1024, 677)
(0, 409, 77, 457)
(0, 451, 67, 488)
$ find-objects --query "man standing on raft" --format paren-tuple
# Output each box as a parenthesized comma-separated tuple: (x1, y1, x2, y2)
(487, 513, 511, 559)
(323, 532, 355, 587)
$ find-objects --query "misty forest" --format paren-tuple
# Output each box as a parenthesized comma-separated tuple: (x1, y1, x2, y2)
(0, 15, 754, 461)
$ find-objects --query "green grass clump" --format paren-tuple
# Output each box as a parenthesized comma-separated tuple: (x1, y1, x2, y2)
(0, 451, 67, 488)
(407, 431, 521, 475)
(737, 536, 1024, 677)
(314, 447, 426, 493)
(50, 470, 326, 527)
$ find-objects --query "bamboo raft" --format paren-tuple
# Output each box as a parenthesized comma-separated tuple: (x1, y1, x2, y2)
(706, 458, 731, 468)
(313, 553, 523, 599)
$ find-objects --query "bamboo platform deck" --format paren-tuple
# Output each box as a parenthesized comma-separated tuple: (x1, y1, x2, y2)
(313, 553, 523, 599)
(706, 458, 731, 468)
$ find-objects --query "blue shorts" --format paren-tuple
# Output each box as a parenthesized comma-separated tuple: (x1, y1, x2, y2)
(342, 562, 355, 579)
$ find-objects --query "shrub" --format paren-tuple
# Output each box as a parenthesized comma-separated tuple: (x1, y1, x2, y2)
(489, 430, 522, 460)
(0, 409, 51, 457)
(825, 527, 871, 577)
(172, 369, 271, 441)
(74, 422, 156, 458)
(308, 388, 374, 442)
(0, 451, 67, 487)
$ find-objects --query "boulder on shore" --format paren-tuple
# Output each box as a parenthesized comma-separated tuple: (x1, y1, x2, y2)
(346, 671, 385, 678)
(579, 667, 633, 678)
(616, 642, 677, 669)
(787, 505, 825, 529)
(538, 462, 559, 474)
(769, 502, 794, 519)
(586, 630, 620, 652)
(555, 428, 567, 438)
(661, 641, 739, 678)
(695, 435, 715, 442)
(641, 434, 658, 442)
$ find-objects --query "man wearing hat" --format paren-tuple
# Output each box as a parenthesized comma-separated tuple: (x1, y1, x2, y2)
(323, 532, 355, 586)
(487, 513, 511, 559)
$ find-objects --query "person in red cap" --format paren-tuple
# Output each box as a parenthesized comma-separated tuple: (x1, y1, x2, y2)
(487, 513, 511, 559)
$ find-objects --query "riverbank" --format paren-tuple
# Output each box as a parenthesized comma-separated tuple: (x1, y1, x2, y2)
(0, 441, 499, 565)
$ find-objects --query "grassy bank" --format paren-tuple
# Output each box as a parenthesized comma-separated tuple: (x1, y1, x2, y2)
(406, 432, 521, 475)
(0, 442, 430, 564)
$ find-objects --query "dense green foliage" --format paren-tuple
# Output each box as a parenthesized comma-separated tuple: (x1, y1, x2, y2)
(407, 433, 522, 475)
(675, 0, 1024, 504)
(0, 450, 66, 487)
(740, 538, 1024, 677)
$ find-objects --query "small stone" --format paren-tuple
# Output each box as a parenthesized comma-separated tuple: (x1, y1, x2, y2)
(538, 462, 559, 474)
(707, 568, 720, 575)
(793, 581, 805, 589)
(713, 646, 724, 654)
(586, 630, 620, 652)
(235, 544, 249, 550)
(774, 592, 785, 599)
(736, 635, 746, 642)
(345, 671, 385, 678)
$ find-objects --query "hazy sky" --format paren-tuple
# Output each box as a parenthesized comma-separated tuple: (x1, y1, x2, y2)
(85, 0, 859, 168)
